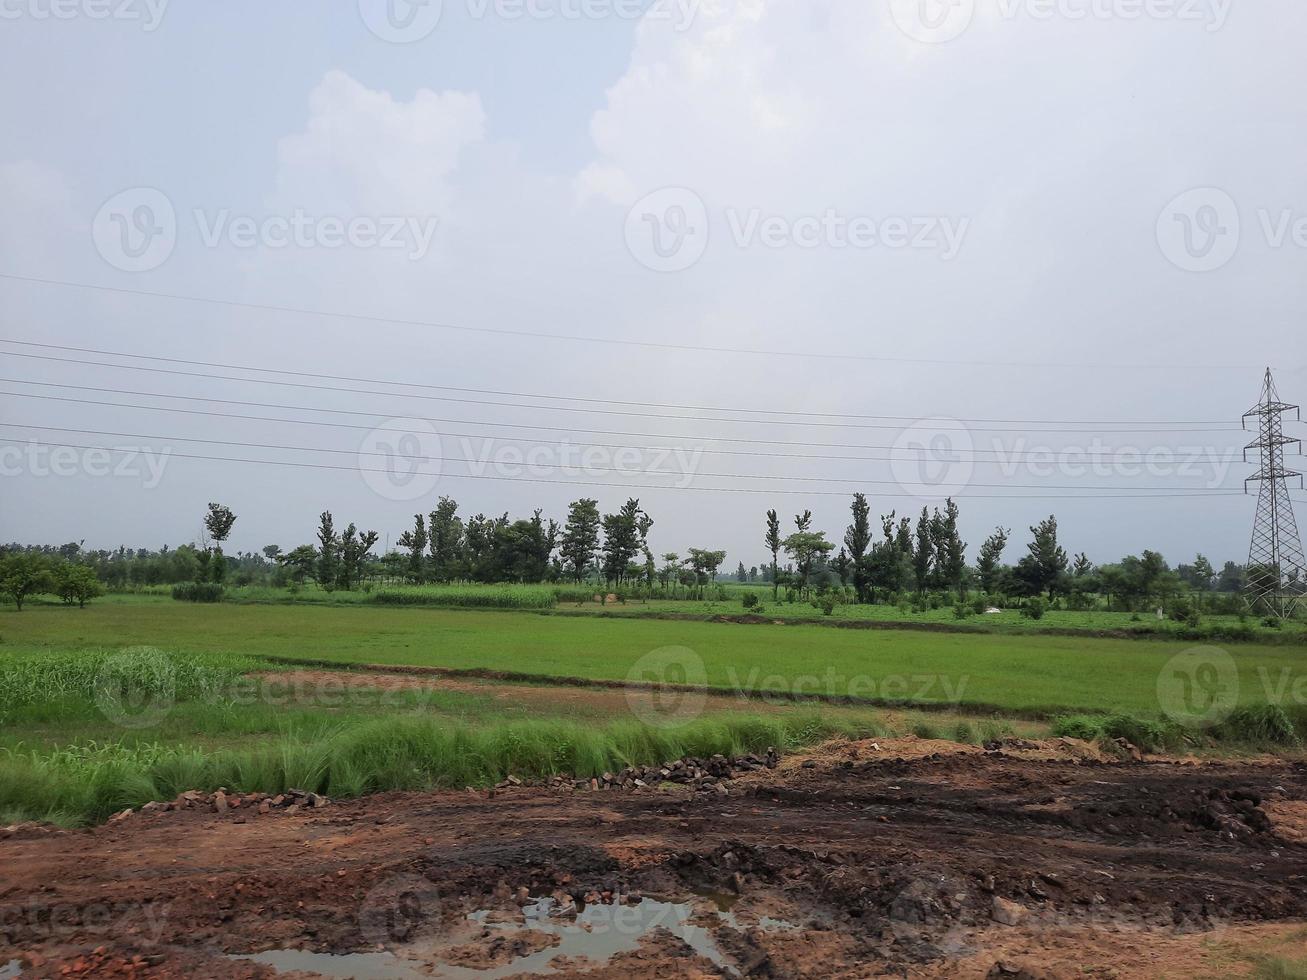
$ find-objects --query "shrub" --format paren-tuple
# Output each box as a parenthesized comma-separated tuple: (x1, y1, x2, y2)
(171, 582, 225, 603)
(1021, 597, 1047, 620)
(741, 592, 760, 610)
(819, 594, 837, 616)
(952, 603, 971, 620)
(1051, 715, 1105, 741)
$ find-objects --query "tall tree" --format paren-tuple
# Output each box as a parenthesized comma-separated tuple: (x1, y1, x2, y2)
(560, 499, 602, 583)
(1015, 515, 1068, 599)
(935, 498, 966, 597)
(316, 511, 340, 592)
(428, 497, 464, 582)
(396, 513, 428, 583)
(976, 526, 1010, 594)
(601, 499, 644, 585)
(0, 553, 52, 611)
(913, 507, 934, 595)
(845, 493, 872, 603)
(338, 524, 379, 591)
(765, 510, 782, 599)
(203, 502, 237, 583)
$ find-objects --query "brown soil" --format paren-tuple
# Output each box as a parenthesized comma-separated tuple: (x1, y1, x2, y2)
(3, 739, 1307, 978)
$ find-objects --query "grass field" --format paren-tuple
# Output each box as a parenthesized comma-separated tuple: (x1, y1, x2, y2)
(4, 598, 1306, 826)
(5, 599, 1306, 716)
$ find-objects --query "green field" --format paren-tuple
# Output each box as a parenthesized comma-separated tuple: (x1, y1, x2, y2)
(3, 597, 1305, 826)
(5, 599, 1306, 716)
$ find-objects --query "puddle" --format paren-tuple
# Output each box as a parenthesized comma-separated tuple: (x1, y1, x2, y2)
(440, 898, 736, 978)
(228, 898, 748, 978)
(229, 949, 428, 978)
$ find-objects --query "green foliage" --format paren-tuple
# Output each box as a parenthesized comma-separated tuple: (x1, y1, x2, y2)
(741, 592, 760, 610)
(1214, 704, 1300, 746)
(171, 582, 225, 603)
(1021, 596, 1047, 620)
(370, 585, 558, 609)
(0, 552, 53, 610)
(52, 563, 105, 607)
(953, 721, 976, 744)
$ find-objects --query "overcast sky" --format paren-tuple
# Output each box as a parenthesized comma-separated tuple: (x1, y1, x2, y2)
(2, 0, 1305, 568)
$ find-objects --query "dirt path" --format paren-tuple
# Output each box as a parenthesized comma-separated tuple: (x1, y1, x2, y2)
(3, 740, 1307, 978)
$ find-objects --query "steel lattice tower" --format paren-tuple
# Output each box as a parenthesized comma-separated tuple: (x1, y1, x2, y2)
(1242, 368, 1306, 619)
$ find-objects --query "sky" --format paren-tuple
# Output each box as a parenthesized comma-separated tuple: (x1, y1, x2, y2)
(1, 0, 1305, 570)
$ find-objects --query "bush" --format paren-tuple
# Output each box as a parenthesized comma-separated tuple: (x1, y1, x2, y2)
(741, 592, 760, 610)
(819, 594, 837, 616)
(952, 603, 972, 620)
(1021, 597, 1047, 620)
(971, 596, 990, 615)
(171, 582, 225, 603)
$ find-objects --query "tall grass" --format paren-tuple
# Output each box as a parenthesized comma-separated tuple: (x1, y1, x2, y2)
(0, 712, 871, 827)
(370, 585, 559, 609)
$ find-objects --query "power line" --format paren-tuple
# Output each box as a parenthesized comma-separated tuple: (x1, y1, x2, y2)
(0, 422, 1242, 492)
(0, 337, 1239, 428)
(0, 271, 1264, 372)
(0, 384, 1246, 462)
(0, 436, 1253, 500)
(0, 349, 1243, 433)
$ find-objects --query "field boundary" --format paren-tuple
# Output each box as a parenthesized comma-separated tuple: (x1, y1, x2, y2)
(257, 655, 1065, 720)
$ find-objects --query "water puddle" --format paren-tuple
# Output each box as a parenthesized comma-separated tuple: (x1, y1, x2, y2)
(228, 896, 754, 978)
(229, 949, 427, 978)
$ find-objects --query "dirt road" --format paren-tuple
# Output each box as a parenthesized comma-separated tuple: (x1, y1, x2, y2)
(3, 739, 1307, 978)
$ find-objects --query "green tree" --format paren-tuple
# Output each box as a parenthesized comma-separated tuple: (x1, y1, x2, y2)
(601, 499, 644, 586)
(976, 527, 1010, 594)
(397, 513, 428, 583)
(203, 502, 237, 583)
(428, 497, 465, 581)
(765, 510, 782, 600)
(934, 498, 966, 597)
(277, 545, 318, 587)
(1015, 515, 1068, 599)
(913, 507, 934, 595)
(316, 512, 340, 592)
(845, 493, 872, 603)
(52, 563, 104, 608)
(685, 548, 727, 594)
(338, 524, 379, 591)
(560, 499, 601, 582)
(0, 553, 52, 610)
(783, 526, 834, 599)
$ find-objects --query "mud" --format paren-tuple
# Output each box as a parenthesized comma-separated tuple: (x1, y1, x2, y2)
(3, 739, 1307, 978)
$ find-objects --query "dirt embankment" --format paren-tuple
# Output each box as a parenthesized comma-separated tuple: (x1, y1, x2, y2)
(3, 738, 1307, 978)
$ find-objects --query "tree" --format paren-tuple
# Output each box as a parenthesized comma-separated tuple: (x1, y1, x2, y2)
(560, 499, 601, 582)
(0, 553, 52, 610)
(396, 513, 428, 583)
(316, 512, 340, 592)
(833, 548, 851, 586)
(845, 493, 872, 603)
(765, 510, 782, 599)
(1015, 515, 1068, 599)
(203, 503, 237, 583)
(933, 498, 966, 597)
(976, 527, 1010, 594)
(783, 528, 834, 598)
(428, 497, 464, 581)
(659, 553, 680, 596)
(1178, 554, 1214, 592)
(1072, 552, 1093, 577)
(338, 524, 379, 591)
(913, 508, 933, 595)
(684, 549, 727, 594)
(736, 561, 748, 582)
(277, 545, 319, 587)
(601, 499, 644, 586)
(1216, 561, 1245, 593)
(52, 563, 104, 608)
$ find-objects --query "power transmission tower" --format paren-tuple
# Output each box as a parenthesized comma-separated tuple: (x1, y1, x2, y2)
(1242, 368, 1306, 619)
